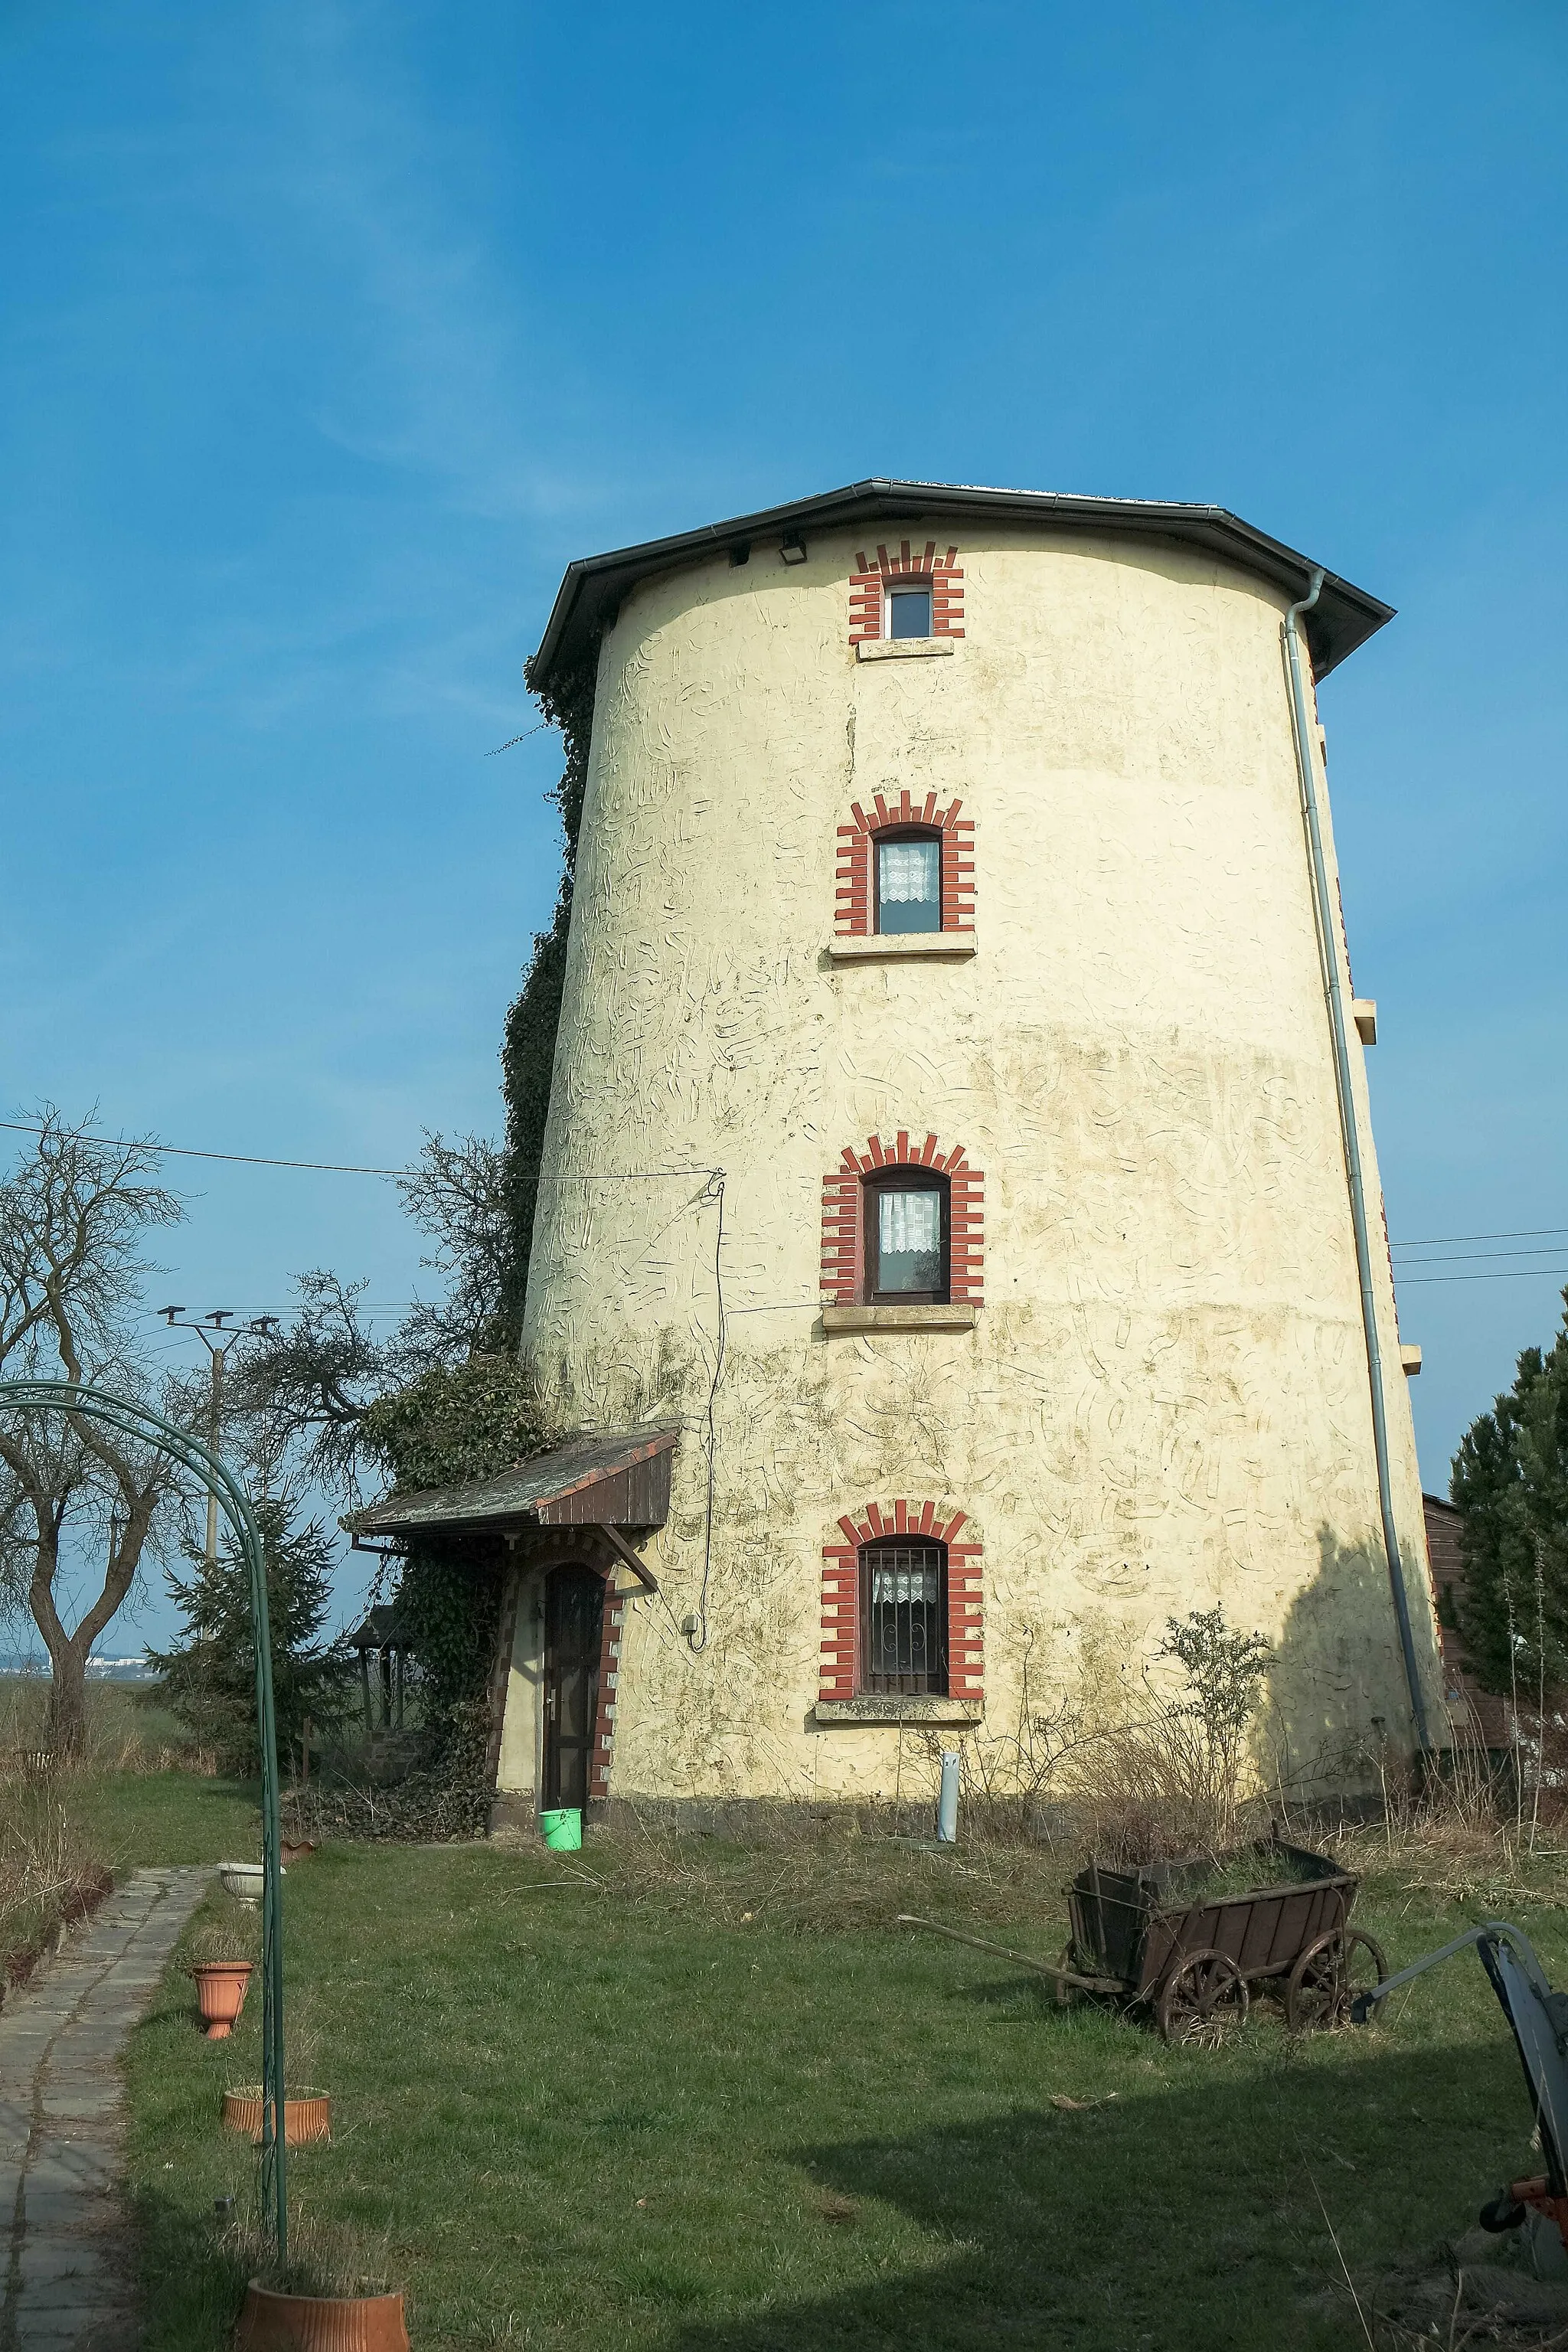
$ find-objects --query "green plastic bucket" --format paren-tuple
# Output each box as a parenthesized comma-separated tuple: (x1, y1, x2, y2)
(540, 1808, 582, 1851)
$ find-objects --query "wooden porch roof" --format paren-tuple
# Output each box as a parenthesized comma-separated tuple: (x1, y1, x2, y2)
(345, 1425, 680, 1544)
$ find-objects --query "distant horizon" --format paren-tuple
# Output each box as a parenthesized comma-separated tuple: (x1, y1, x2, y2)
(1, 1651, 157, 1680)
(2, 2, 1563, 1650)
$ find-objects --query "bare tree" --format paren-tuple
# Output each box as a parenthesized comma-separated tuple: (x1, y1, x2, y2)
(226, 1270, 390, 1501)
(228, 1130, 511, 1501)
(0, 1110, 184, 1756)
(395, 1132, 509, 1364)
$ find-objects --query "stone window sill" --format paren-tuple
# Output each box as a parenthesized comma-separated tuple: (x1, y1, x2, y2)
(1353, 998, 1378, 1045)
(821, 1304, 978, 1334)
(815, 1696, 984, 1726)
(855, 638, 956, 662)
(828, 933, 976, 962)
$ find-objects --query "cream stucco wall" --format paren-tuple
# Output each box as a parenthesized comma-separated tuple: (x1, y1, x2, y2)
(506, 521, 1442, 1807)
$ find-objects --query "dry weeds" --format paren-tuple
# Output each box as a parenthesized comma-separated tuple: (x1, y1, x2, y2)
(0, 1769, 113, 1991)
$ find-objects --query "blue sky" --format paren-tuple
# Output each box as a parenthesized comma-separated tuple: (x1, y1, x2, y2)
(2, 1, 1564, 1648)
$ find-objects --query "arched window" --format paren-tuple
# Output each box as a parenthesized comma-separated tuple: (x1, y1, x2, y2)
(835, 794, 974, 939)
(821, 1501, 983, 1710)
(874, 827, 942, 934)
(861, 1536, 948, 1694)
(821, 1133, 984, 1309)
(863, 1165, 949, 1302)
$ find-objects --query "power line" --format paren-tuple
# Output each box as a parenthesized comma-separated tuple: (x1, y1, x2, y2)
(0, 1120, 716, 1185)
(9, 1115, 1560, 1262)
(0, 1121, 404, 1177)
(1387, 1245, 1568, 1267)
(1390, 1224, 1568, 1248)
(1395, 1266, 1568, 1286)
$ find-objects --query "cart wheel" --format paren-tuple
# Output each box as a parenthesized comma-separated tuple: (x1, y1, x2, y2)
(1287, 1928, 1390, 2031)
(1285, 1932, 1346, 2031)
(1341, 1928, 1388, 2023)
(1156, 1949, 1250, 2047)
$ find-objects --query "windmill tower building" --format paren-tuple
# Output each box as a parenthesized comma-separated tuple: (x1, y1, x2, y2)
(359, 480, 1445, 1822)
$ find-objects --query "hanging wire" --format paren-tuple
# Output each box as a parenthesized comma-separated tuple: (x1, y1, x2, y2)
(485, 721, 550, 755)
(687, 1171, 727, 1654)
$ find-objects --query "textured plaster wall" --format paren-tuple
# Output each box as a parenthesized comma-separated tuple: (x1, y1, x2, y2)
(508, 523, 1443, 1805)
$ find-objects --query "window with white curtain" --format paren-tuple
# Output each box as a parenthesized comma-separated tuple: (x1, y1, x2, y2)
(865, 1174, 949, 1301)
(875, 832, 942, 934)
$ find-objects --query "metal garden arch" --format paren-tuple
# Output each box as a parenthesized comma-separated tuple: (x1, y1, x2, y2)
(0, 1378, 289, 2256)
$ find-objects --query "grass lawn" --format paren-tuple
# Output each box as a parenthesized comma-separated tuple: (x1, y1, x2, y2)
(68, 1769, 262, 1870)
(116, 1815, 1568, 2352)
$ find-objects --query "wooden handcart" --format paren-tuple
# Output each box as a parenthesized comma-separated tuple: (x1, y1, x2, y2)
(900, 1834, 1387, 2047)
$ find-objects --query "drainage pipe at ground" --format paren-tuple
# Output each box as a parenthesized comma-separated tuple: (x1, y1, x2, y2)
(936, 1752, 960, 1844)
(1283, 571, 1432, 1754)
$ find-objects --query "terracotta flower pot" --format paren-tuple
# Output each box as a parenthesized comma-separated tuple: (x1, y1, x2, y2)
(223, 2086, 332, 2146)
(190, 1960, 252, 2039)
(235, 2280, 407, 2352)
(281, 1841, 315, 1865)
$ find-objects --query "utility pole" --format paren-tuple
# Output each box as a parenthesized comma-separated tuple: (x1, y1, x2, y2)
(159, 1308, 278, 1564)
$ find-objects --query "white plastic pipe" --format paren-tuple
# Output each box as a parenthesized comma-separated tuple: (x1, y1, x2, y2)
(936, 1751, 961, 1844)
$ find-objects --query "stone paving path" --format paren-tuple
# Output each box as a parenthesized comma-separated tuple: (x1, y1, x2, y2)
(0, 1868, 211, 2352)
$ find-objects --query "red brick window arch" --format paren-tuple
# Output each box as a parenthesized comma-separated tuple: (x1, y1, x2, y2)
(820, 1500, 983, 1704)
(835, 793, 975, 937)
(821, 1132, 984, 1307)
(849, 541, 965, 644)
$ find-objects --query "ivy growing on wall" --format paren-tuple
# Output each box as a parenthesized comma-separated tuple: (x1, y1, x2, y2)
(495, 644, 600, 1347)
(363, 1356, 548, 1494)
(364, 1354, 548, 1737)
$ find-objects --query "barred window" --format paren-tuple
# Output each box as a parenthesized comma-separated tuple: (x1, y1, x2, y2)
(860, 1539, 948, 1695)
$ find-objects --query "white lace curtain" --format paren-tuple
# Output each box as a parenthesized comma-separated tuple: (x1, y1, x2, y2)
(879, 1187, 941, 1257)
(878, 839, 940, 904)
(870, 1557, 941, 1608)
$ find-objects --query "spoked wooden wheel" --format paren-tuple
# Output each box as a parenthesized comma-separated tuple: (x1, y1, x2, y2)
(1340, 1927, 1389, 2023)
(1156, 1949, 1250, 2047)
(1286, 1928, 1390, 2031)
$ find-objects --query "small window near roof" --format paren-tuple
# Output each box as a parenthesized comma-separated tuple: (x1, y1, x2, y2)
(865, 1171, 949, 1302)
(887, 583, 933, 639)
(875, 832, 941, 933)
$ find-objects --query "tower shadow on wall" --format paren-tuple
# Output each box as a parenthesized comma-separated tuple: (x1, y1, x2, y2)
(1259, 1521, 1438, 1810)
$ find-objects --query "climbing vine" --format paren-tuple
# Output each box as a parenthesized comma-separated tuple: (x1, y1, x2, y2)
(361, 1354, 548, 1738)
(495, 644, 600, 1347)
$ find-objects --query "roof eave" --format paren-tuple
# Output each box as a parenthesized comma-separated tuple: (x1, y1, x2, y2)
(528, 479, 1394, 693)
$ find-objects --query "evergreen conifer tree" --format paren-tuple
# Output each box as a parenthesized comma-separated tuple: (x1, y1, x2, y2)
(147, 1495, 349, 1773)
(1450, 1288, 1568, 1695)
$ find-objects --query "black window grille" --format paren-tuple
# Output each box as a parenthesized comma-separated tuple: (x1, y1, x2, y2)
(860, 1539, 948, 1695)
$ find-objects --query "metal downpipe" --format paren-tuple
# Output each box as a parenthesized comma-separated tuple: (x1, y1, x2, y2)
(1284, 573, 1432, 1753)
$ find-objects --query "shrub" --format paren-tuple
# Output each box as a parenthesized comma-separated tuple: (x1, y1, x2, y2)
(146, 1497, 352, 1775)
